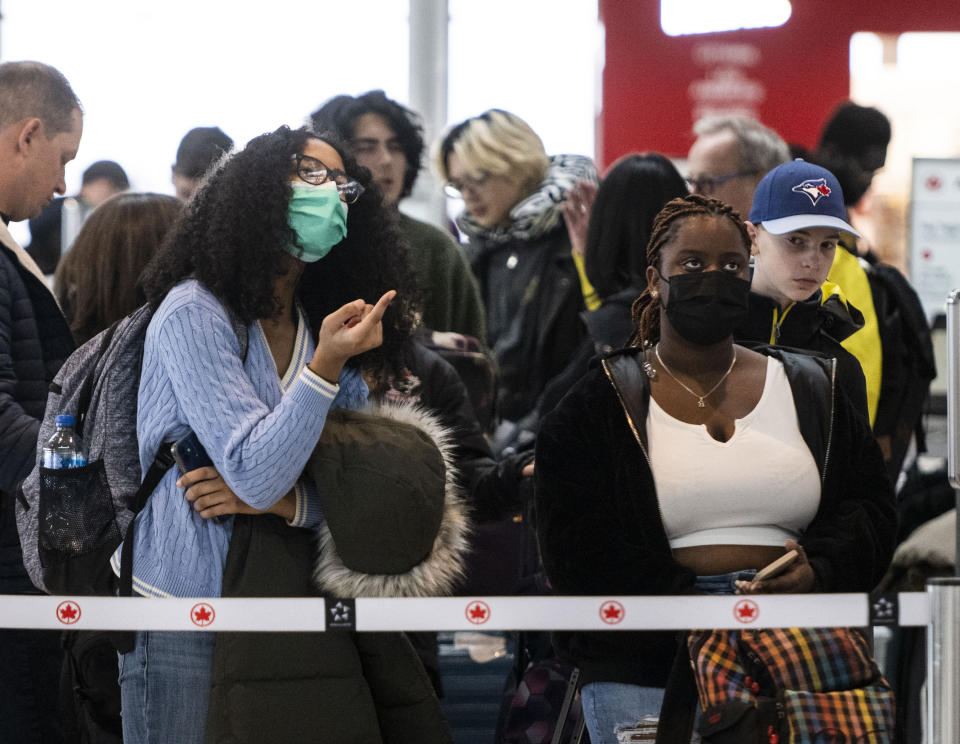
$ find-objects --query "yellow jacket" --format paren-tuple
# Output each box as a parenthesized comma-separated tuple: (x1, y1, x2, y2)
(827, 247, 882, 426)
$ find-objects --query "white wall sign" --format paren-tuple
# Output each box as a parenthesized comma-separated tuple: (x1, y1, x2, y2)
(910, 157, 960, 320)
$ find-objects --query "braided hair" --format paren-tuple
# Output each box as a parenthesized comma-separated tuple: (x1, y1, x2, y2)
(630, 194, 751, 347)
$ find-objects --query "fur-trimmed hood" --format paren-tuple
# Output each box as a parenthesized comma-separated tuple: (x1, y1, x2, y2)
(309, 399, 471, 598)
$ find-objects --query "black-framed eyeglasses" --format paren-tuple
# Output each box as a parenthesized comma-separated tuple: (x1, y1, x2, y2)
(443, 173, 489, 199)
(293, 154, 365, 204)
(684, 170, 758, 195)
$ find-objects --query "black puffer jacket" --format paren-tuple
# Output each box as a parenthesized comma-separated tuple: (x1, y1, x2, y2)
(534, 346, 896, 689)
(0, 233, 74, 495)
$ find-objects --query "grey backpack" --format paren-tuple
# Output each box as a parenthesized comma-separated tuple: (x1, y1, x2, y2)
(16, 302, 247, 598)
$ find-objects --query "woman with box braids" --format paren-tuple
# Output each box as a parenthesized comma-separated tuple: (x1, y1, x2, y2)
(630, 194, 749, 350)
(534, 194, 895, 743)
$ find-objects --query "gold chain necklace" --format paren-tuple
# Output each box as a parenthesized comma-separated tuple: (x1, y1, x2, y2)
(654, 343, 737, 408)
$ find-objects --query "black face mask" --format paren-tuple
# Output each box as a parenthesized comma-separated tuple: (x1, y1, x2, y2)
(662, 271, 751, 345)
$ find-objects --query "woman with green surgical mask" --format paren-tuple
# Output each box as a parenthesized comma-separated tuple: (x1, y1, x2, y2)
(120, 126, 440, 743)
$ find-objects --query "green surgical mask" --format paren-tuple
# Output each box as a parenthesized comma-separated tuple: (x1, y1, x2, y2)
(286, 181, 348, 262)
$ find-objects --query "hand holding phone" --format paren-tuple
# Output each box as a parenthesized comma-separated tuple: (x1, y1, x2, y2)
(753, 549, 800, 582)
(171, 430, 213, 474)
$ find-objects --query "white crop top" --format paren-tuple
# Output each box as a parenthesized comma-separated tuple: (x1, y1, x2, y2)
(647, 357, 821, 549)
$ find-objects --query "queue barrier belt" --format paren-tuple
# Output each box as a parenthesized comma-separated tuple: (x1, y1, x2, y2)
(0, 592, 930, 632)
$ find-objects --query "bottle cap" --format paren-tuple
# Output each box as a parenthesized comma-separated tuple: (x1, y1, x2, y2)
(55, 414, 75, 427)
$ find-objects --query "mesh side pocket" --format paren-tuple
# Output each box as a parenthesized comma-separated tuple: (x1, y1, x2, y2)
(38, 460, 120, 567)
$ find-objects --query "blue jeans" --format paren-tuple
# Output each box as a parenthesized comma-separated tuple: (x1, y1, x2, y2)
(695, 569, 757, 596)
(581, 682, 663, 743)
(119, 630, 216, 743)
(581, 569, 759, 742)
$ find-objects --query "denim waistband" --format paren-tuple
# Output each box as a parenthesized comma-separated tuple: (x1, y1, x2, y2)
(695, 569, 758, 596)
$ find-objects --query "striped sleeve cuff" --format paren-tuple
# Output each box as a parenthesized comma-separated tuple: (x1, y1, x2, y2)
(285, 367, 340, 422)
(286, 476, 323, 528)
(299, 366, 339, 398)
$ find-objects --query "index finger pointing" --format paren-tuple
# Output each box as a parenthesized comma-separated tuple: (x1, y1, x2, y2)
(362, 290, 396, 325)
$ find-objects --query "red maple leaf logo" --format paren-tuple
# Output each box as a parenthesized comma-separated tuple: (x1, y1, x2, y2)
(927, 176, 942, 190)
(734, 599, 759, 624)
(190, 602, 215, 627)
(56, 601, 81, 624)
(465, 601, 491, 624)
(60, 604, 78, 620)
(469, 604, 486, 620)
(599, 600, 625, 624)
(817, 184, 831, 196)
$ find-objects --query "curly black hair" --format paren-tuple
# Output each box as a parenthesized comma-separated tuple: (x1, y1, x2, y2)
(297, 159, 421, 381)
(141, 124, 420, 375)
(309, 90, 425, 200)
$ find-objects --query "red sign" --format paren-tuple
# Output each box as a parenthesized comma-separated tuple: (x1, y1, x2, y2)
(56, 600, 81, 625)
(599, 600, 625, 625)
(598, 0, 960, 166)
(465, 600, 490, 625)
(190, 602, 216, 627)
(734, 599, 759, 624)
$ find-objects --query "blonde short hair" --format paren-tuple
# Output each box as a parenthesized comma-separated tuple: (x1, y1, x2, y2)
(436, 109, 549, 195)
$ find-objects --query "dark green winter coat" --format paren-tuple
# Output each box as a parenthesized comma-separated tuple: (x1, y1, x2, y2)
(206, 403, 469, 744)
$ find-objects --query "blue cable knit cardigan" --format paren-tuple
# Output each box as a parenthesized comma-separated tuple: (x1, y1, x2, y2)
(110, 280, 368, 598)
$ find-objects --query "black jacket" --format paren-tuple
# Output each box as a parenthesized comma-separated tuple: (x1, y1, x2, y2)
(537, 286, 639, 420)
(397, 339, 531, 524)
(534, 346, 896, 688)
(469, 224, 585, 422)
(0, 237, 74, 495)
(736, 288, 869, 419)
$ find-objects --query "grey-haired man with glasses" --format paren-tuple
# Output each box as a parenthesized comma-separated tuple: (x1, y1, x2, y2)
(686, 115, 789, 219)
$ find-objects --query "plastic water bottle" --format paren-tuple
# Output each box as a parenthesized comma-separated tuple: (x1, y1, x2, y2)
(42, 414, 87, 469)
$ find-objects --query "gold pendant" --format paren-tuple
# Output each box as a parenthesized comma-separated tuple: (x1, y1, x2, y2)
(697, 398, 705, 408)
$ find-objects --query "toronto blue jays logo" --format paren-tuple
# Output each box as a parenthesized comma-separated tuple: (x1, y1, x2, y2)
(791, 178, 832, 206)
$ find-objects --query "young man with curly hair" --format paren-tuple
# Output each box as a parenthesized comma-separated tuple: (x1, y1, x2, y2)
(311, 91, 487, 344)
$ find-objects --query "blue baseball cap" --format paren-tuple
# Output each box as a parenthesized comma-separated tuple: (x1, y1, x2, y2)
(749, 159, 860, 237)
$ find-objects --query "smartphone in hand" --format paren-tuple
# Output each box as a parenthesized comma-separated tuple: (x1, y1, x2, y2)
(754, 549, 800, 582)
(171, 430, 213, 474)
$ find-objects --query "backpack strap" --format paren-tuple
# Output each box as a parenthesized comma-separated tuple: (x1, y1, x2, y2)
(74, 319, 123, 439)
(118, 445, 176, 599)
(110, 445, 175, 655)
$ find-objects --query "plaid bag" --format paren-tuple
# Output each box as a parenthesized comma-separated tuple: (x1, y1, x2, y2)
(688, 627, 895, 743)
